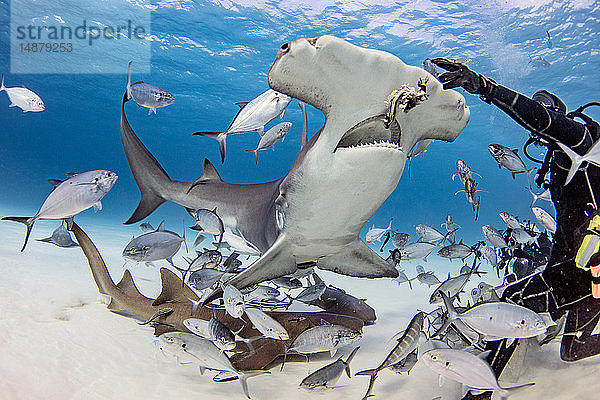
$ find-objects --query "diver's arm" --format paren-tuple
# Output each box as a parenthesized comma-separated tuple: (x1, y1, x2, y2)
(483, 84, 592, 152)
(431, 58, 592, 153)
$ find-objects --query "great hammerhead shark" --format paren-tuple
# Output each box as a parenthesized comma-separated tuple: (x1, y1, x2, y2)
(120, 35, 470, 294)
(70, 221, 364, 370)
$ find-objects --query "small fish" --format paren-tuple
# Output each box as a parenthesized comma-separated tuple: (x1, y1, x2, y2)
(546, 30, 553, 49)
(3, 170, 117, 252)
(441, 214, 460, 233)
(388, 349, 418, 374)
(284, 324, 361, 365)
(300, 346, 360, 390)
(188, 268, 233, 291)
(555, 140, 600, 185)
(416, 271, 441, 287)
(480, 245, 499, 269)
(223, 284, 246, 319)
(455, 178, 482, 220)
(244, 308, 289, 340)
(423, 58, 439, 78)
(510, 228, 538, 245)
(407, 139, 433, 177)
(415, 224, 449, 244)
(529, 56, 551, 68)
(245, 122, 292, 163)
(488, 143, 535, 184)
(220, 230, 261, 256)
(126, 61, 174, 115)
(138, 307, 173, 325)
(0, 75, 44, 112)
(437, 241, 473, 261)
(36, 222, 79, 248)
(208, 310, 237, 351)
(452, 159, 479, 185)
(356, 312, 423, 398)
(271, 276, 303, 290)
(194, 89, 291, 162)
(187, 208, 224, 249)
(288, 280, 327, 304)
(526, 187, 552, 207)
(365, 219, 393, 243)
(122, 221, 185, 268)
(430, 265, 481, 304)
(391, 231, 411, 249)
(398, 242, 439, 261)
(439, 292, 549, 344)
(394, 269, 415, 289)
(157, 332, 268, 398)
(499, 211, 522, 230)
(243, 285, 280, 301)
(421, 348, 534, 398)
(531, 207, 556, 234)
(482, 225, 509, 249)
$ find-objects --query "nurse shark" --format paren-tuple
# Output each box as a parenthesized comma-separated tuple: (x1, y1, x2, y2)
(120, 35, 470, 293)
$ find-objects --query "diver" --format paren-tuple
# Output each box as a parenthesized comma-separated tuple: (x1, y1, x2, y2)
(429, 58, 600, 399)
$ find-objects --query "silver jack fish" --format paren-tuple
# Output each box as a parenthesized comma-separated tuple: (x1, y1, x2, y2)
(194, 89, 291, 162)
(122, 221, 185, 268)
(126, 61, 174, 115)
(421, 348, 534, 399)
(300, 346, 360, 390)
(488, 143, 535, 185)
(531, 207, 556, 234)
(245, 122, 292, 164)
(3, 170, 117, 251)
(157, 332, 268, 398)
(1, 75, 44, 112)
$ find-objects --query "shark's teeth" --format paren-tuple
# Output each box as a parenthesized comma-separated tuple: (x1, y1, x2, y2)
(345, 140, 403, 151)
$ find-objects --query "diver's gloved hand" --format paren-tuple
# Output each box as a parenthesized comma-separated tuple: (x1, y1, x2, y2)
(430, 58, 495, 100)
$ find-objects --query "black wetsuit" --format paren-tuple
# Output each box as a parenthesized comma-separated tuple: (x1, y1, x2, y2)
(463, 85, 600, 399)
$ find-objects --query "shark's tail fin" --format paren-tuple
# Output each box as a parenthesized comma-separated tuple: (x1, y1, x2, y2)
(120, 92, 170, 224)
(2, 216, 35, 252)
(245, 149, 259, 164)
(194, 131, 227, 163)
(238, 370, 269, 399)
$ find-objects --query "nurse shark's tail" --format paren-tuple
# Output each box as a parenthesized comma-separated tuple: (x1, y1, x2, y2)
(120, 92, 170, 224)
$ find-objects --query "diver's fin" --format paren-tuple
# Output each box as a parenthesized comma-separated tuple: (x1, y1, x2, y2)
(153, 268, 200, 306)
(317, 240, 399, 278)
(120, 92, 170, 224)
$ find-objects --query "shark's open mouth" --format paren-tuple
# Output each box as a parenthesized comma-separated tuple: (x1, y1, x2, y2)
(335, 114, 403, 151)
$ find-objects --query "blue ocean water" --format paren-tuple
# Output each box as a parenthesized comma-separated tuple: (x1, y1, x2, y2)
(0, 0, 598, 248)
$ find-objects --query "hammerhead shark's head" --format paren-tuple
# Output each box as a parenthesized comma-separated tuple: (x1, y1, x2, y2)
(121, 35, 470, 293)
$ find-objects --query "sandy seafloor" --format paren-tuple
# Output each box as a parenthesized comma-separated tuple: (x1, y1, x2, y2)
(1, 204, 600, 400)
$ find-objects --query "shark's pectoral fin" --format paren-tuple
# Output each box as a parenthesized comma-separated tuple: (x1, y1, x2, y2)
(225, 235, 297, 291)
(153, 268, 200, 306)
(317, 240, 399, 278)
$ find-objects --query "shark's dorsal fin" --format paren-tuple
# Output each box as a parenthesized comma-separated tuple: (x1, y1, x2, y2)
(156, 220, 165, 231)
(235, 101, 249, 109)
(116, 269, 143, 298)
(152, 268, 200, 306)
(187, 159, 223, 193)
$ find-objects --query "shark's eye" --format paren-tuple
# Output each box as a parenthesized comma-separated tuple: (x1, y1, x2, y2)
(520, 319, 526, 325)
(431, 355, 437, 361)
(181, 343, 186, 348)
